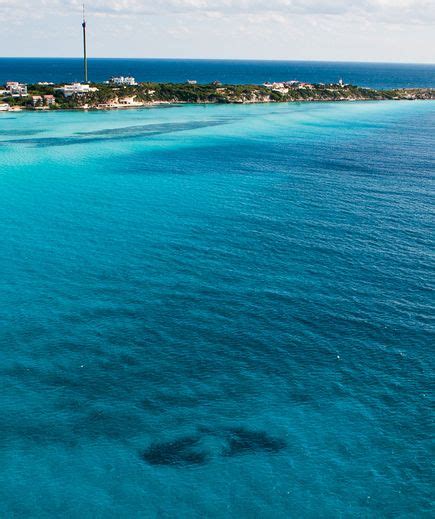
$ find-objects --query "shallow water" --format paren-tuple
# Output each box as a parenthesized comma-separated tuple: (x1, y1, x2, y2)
(0, 101, 434, 517)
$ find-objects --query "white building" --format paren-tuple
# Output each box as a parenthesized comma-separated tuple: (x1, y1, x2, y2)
(264, 81, 301, 90)
(5, 82, 28, 97)
(263, 82, 289, 94)
(338, 79, 349, 88)
(297, 82, 315, 90)
(118, 96, 142, 106)
(55, 83, 98, 97)
(110, 76, 137, 86)
(31, 95, 43, 106)
(44, 95, 56, 106)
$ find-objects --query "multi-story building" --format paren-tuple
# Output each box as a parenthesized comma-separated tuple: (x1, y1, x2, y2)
(110, 76, 137, 86)
(44, 95, 56, 106)
(31, 95, 43, 106)
(5, 82, 28, 97)
(55, 83, 98, 97)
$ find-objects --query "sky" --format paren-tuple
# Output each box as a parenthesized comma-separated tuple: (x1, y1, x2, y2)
(2, 0, 435, 63)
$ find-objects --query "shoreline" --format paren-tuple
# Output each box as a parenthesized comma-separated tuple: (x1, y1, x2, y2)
(3, 97, 434, 114)
(2, 81, 434, 112)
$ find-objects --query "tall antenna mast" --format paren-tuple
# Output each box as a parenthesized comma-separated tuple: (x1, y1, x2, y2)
(82, 4, 88, 83)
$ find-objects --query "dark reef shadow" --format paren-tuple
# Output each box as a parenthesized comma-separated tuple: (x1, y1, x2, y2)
(141, 426, 287, 467)
(3, 118, 239, 148)
(223, 427, 287, 457)
(143, 436, 208, 467)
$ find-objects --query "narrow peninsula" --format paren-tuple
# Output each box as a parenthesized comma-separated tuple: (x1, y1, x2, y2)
(1, 78, 434, 112)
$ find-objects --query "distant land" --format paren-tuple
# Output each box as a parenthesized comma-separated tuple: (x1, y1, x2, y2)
(2, 79, 434, 112)
(1, 58, 435, 90)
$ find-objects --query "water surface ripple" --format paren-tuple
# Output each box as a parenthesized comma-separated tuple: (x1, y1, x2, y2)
(0, 101, 433, 517)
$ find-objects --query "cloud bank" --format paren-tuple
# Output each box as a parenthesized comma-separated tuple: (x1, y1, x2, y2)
(2, 0, 434, 22)
(2, 0, 434, 62)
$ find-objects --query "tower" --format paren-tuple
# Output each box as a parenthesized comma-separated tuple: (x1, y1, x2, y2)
(82, 4, 88, 83)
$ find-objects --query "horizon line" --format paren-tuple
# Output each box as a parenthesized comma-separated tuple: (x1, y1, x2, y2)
(1, 57, 435, 67)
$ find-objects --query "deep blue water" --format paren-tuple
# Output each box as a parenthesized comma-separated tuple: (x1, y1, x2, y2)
(0, 100, 434, 516)
(1, 57, 435, 89)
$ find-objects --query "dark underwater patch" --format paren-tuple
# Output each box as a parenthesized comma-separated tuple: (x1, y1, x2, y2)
(223, 427, 287, 457)
(309, 157, 372, 174)
(143, 436, 208, 467)
(75, 120, 231, 137)
(142, 427, 287, 467)
(3, 118, 237, 148)
(0, 129, 40, 136)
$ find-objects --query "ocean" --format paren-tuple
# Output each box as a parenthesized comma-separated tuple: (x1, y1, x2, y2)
(1, 58, 435, 89)
(1, 97, 434, 516)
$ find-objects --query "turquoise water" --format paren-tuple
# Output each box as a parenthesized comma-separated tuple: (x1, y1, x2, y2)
(0, 101, 434, 517)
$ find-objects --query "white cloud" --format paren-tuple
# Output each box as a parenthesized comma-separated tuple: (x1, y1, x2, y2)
(92, 0, 435, 24)
(1, 0, 434, 61)
(1, 0, 434, 22)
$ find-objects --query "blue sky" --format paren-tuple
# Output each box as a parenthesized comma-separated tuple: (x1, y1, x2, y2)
(2, 0, 435, 63)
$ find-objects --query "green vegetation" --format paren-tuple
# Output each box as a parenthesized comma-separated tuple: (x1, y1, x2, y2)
(3, 82, 434, 110)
